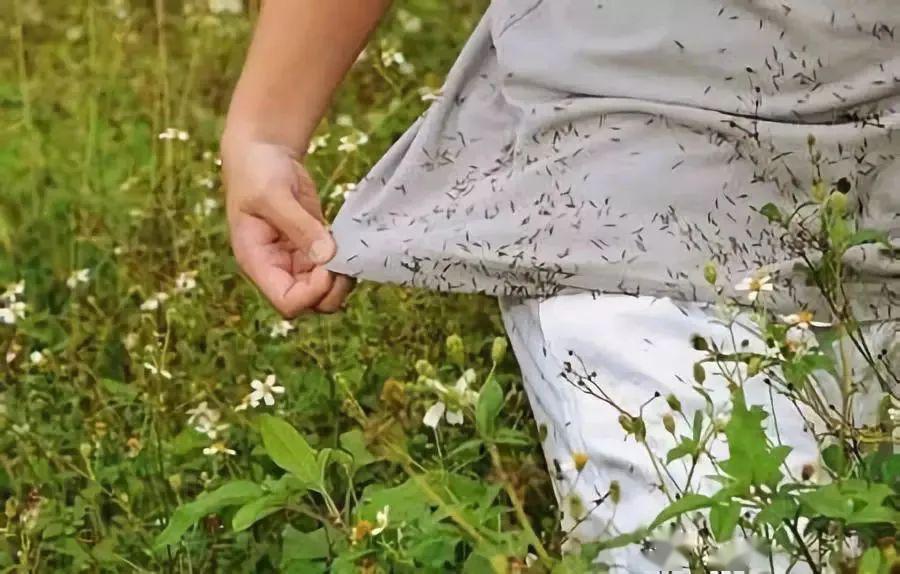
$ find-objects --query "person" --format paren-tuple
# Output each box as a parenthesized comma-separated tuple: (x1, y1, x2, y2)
(222, 1, 899, 571)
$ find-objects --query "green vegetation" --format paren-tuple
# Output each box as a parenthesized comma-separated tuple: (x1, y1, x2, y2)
(2, 1, 897, 572)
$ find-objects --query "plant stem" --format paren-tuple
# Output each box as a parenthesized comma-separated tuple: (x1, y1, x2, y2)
(487, 443, 555, 568)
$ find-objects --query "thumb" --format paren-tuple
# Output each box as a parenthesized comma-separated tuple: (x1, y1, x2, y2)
(262, 185, 335, 264)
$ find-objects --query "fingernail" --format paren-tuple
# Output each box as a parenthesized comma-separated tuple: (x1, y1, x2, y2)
(309, 239, 333, 264)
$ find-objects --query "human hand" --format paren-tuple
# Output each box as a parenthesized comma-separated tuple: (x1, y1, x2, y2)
(222, 137, 353, 317)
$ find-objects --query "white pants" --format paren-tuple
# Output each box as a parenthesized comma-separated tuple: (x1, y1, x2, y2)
(499, 293, 896, 573)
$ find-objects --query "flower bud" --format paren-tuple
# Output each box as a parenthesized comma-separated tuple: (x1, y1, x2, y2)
(79, 442, 93, 458)
(608, 480, 621, 504)
(414, 359, 435, 378)
(168, 473, 183, 492)
(690, 334, 708, 351)
(827, 191, 847, 215)
(747, 355, 763, 377)
(666, 394, 682, 413)
(491, 337, 508, 363)
(810, 180, 827, 202)
(703, 261, 717, 286)
(445, 334, 465, 366)
(663, 413, 676, 434)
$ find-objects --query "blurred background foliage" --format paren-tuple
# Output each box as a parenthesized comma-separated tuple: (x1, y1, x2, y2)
(0, 0, 563, 571)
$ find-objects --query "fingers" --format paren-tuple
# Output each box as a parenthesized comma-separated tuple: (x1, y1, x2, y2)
(232, 215, 334, 318)
(315, 274, 356, 313)
(252, 184, 335, 265)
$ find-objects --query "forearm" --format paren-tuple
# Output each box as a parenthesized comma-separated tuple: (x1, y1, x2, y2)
(223, 0, 392, 154)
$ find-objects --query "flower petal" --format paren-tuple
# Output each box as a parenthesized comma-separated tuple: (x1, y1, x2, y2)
(423, 402, 445, 428)
(445, 409, 464, 425)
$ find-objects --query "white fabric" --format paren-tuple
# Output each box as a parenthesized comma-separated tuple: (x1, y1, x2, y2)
(328, 1, 900, 322)
(499, 293, 896, 573)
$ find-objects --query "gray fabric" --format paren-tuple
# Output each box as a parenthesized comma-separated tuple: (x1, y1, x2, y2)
(328, 0, 900, 320)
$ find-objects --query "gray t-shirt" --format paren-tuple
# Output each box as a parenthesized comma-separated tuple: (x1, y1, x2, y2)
(328, 0, 900, 321)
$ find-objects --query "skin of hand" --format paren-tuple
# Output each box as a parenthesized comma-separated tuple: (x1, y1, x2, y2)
(222, 0, 391, 318)
(222, 138, 353, 317)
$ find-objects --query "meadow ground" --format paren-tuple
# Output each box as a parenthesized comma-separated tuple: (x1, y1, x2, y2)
(1, 0, 568, 571)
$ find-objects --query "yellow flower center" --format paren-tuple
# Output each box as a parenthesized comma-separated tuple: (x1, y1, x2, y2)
(572, 452, 589, 472)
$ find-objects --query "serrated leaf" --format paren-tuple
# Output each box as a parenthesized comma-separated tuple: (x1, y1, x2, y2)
(649, 494, 713, 530)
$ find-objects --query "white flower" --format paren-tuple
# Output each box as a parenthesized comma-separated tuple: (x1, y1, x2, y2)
(203, 441, 236, 456)
(123, 332, 140, 350)
(270, 320, 295, 339)
(734, 273, 774, 302)
(336, 114, 354, 128)
(306, 134, 330, 156)
(143, 362, 172, 379)
(66, 268, 91, 289)
(249, 374, 285, 407)
(194, 197, 219, 217)
(0, 308, 17, 325)
(452, 369, 479, 405)
(195, 418, 230, 439)
(397, 9, 422, 33)
(423, 401, 447, 428)
(337, 131, 369, 153)
(398, 61, 415, 76)
(29, 350, 45, 365)
(0, 301, 27, 325)
(140, 292, 169, 311)
(1, 281, 24, 303)
(187, 401, 218, 426)
(371, 505, 390, 536)
(785, 325, 819, 354)
(381, 48, 406, 68)
(197, 175, 216, 189)
(889, 406, 900, 425)
(187, 402, 230, 438)
(780, 310, 830, 330)
(422, 370, 479, 428)
(175, 271, 197, 293)
(158, 127, 189, 141)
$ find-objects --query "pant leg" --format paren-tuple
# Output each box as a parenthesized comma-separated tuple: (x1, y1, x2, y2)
(499, 293, 896, 573)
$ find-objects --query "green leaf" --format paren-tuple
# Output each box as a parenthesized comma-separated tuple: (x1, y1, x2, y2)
(755, 493, 797, 527)
(259, 414, 320, 486)
(475, 376, 503, 438)
(759, 202, 783, 223)
(821, 444, 847, 476)
(720, 390, 790, 487)
(339, 429, 377, 470)
(154, 481, 263, 549)
(648, 494, 713, 530)
(709, 502, 741, 542)
(845, 229, 890, 249)
(358, 478, 431, 523)
(232, 493, 288, 532)
(666, 437, 698, 463)
(493, 427, 532, 446)
(281, 526, 331, 562)
(99, 378, 138, 401)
